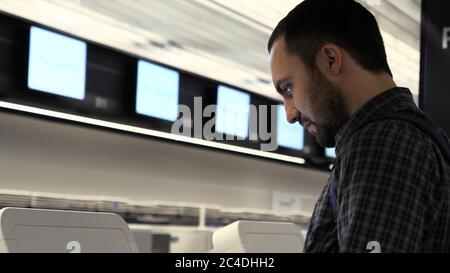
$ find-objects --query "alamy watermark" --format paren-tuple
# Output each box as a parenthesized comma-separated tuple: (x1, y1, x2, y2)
(170, 97, 284, 152)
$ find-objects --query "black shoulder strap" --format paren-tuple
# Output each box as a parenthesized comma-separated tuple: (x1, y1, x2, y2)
(365, 113, 450, 164)
(328, 112, 450, 220)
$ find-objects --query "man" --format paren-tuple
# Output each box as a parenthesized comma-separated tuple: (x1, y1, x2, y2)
(268, 0, 450, 252)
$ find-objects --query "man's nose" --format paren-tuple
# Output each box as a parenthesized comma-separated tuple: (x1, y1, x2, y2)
(284, 102, 300, 124)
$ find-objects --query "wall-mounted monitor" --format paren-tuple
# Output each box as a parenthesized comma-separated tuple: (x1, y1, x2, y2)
(216, 85, 251, 139)
(325, 147, 336, 158)
(136, 60, 180, 122)
(28, 26, 87, 100)
(277, 104, 304, 150)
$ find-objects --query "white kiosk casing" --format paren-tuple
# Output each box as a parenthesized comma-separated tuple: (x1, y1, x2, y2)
(212, 221, 304, 253)
(0, 207, 138, 253)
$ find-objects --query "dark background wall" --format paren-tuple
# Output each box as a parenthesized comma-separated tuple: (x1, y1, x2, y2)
(420, 0, 450, 135)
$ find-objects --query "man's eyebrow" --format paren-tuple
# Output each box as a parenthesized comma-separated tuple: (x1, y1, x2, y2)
(274, 77, 293, 94)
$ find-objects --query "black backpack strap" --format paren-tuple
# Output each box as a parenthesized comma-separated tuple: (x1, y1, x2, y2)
(328, 174, 338, 220)
(365, 113, 450, 164)
(328, 112, 450, 220)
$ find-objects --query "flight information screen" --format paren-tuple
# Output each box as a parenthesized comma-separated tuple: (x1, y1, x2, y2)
(277, 104, 304, 150)
(326, 147, 336, 158)
(216, 85, 250, 139)
(28, 26, 87, 100)
(136, 60, 180, 122)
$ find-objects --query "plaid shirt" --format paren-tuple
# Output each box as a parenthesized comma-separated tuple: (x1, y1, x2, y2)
(304, 87, 450, 253)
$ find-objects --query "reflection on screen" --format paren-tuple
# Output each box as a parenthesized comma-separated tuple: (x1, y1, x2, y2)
(28, 26, 87, 100)
(326, 147, 336, 158)
(136, 60, 180, 122)
(216, 85, 250, 139)
(277, 104, 304, 150)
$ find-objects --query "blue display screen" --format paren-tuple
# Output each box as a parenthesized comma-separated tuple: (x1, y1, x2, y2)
(136, 60, 180, 122)
(216, 85, 250, 139)
(326, 147, 336, 158)
(277, 104, 304, 150)
(28, 26, 87, 100)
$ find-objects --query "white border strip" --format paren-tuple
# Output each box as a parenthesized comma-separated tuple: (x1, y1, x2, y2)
(0, 100, 306, 165)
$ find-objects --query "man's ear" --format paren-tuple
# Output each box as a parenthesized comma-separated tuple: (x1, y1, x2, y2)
(316, 44, 343, 77)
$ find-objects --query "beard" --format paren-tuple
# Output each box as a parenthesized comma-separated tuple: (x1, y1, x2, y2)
(305, 69, 350, 147)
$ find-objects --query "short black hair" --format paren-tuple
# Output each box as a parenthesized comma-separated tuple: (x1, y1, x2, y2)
(268, 0, 392, 76)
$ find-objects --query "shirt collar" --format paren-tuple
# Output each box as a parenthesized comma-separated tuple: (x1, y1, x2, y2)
(335, 87, 416, 150)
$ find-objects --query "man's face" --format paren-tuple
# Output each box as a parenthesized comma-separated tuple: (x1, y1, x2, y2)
(269, 38, 350, 147)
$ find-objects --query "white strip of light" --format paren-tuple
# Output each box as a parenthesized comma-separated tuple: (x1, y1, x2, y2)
(0, 100, 306, 165)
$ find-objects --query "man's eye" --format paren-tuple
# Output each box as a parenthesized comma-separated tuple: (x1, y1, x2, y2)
(282, 85, 293, 97)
